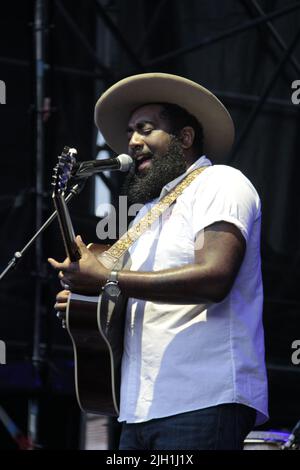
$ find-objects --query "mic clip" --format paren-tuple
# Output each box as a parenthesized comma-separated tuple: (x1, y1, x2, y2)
(71, 161, 96, 180)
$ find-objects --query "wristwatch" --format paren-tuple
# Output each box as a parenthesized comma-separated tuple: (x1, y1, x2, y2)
(103, 270, 121, 297)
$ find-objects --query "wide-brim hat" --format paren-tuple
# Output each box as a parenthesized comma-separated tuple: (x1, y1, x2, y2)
(94, 73, 235, 160)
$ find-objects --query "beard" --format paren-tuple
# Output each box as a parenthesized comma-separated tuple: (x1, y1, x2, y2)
(121, 136, 187, 205)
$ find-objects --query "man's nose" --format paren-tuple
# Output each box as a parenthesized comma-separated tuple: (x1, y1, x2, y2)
(128, 131, 144, 152)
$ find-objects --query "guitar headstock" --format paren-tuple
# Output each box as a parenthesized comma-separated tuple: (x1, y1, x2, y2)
(52, 146, 77, 195)
(51, 146, 81, 262)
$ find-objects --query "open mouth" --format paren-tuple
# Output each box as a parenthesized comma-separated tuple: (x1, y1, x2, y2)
(136, 154, 152, 172)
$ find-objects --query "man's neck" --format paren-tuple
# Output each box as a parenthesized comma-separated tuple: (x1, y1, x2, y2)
(184, 151, 199, 169)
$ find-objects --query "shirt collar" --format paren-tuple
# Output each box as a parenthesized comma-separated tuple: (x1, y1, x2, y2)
(158, 155, 212, 199)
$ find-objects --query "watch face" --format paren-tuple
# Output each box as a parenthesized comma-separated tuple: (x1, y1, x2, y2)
(105, 282, 121, 297)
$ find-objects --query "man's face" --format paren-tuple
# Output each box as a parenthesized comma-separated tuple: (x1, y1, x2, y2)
(122, 104, 187, 205)
(127, 104, 173, 174)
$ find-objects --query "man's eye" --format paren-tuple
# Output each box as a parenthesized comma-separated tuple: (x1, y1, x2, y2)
(143, 128, 153, 135)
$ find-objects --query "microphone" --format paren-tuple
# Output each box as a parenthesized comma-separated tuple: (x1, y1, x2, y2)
(72, 154, 133, 179)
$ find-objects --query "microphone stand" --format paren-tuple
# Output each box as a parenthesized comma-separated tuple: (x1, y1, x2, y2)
(0, 179, 86, 450)
(282, 420, 300, 450)
(0, 182, 86, 282)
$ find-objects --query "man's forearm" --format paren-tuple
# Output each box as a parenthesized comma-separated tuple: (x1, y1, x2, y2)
(117, 264, 228, 304)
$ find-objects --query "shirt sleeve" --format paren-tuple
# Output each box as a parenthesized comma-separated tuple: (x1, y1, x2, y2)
(191, 166, 261, 243)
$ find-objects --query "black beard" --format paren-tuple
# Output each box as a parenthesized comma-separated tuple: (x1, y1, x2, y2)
(121, 137, 187, 205)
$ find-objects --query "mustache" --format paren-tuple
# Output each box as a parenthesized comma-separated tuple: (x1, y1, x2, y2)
(132, 150, 153, 159)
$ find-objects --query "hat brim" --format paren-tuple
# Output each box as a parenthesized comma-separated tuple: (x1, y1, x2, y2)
(94, 73, 235, 160)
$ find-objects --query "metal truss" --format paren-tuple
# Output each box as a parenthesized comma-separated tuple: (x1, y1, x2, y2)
(242, 0, 300, 77)
(230, 25, 300, 161)
(1, 0, 300, 232)
(58, 1, 300, 161)
(2, 1, 300, 137)
(143, 1, 300, 67)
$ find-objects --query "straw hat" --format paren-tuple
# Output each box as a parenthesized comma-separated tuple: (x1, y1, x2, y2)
(95, 72, 234, 160)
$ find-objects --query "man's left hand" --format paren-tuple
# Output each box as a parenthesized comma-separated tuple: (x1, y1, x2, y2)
(48, 235, 110, 295)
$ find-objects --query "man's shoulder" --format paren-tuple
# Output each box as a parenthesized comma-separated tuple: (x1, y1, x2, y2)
(190, 164, 262, 220)
(201, 164, 259, 197)
(204, 163, 247, 180)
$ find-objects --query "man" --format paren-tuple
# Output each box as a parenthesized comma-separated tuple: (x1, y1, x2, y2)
(48, 73, 268, 450)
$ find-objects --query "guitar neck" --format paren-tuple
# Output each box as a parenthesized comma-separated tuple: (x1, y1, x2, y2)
(53, 193, 81, 262)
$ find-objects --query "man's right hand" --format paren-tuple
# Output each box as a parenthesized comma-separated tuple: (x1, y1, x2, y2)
(54, 289, 70, 313)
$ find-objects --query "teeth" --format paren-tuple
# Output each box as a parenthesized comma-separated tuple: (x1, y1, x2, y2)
(137, 153, 151, 161)
(137, 155, 151, 162)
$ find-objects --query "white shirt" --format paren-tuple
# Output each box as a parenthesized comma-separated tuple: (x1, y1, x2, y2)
(118, 156, 269, 426)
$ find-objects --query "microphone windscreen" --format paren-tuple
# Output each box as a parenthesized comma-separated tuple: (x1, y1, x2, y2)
(117, 154, 133, 172)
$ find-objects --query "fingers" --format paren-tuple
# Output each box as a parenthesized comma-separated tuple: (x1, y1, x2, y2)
(48, 257, 73, 272)
(58, 271, 72, 291)
(56, 266, 71, 289)
(54, 303, 68, 312)
(56, 289, 70, 302)
(76, 234, 84, 245)
(48, 258, 64, 270)
(54, 290, 70, 312)
(75, 235, 88, 253)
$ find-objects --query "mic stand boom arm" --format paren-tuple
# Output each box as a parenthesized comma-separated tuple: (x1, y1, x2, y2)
(0, 181, 86, 282)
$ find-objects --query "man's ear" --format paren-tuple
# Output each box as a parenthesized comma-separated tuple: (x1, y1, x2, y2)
(179, 126, 195, 149)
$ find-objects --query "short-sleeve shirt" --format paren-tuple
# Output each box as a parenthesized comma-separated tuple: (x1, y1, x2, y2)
(118, 156, 268, 426)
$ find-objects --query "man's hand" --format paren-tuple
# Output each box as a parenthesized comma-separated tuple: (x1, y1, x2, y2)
(54, 289, 70, 314)
(48, 235, 110, 296)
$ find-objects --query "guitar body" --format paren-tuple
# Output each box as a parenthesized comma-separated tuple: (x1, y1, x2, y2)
(65, 243, 127, 416)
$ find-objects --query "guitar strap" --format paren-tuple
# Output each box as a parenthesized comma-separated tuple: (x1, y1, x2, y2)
(100, 165, 208, 269)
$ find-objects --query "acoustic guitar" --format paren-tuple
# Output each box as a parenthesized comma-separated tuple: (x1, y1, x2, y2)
(52, 146, 127, 416)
